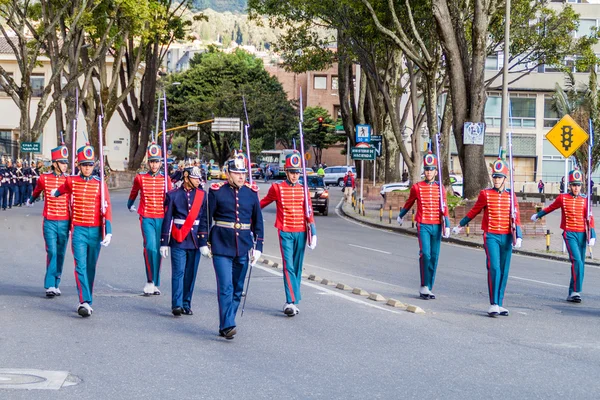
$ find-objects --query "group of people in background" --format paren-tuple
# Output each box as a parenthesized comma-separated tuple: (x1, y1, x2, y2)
(0, 157, 44, 209)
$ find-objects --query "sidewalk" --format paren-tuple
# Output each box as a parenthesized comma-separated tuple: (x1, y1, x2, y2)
(339, 198, 600, 265)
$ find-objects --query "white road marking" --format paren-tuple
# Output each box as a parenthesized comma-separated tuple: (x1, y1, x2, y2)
(510, 276, 568, 288)
(262, 252, 407, 289)
(347, 243, 391, 254)
(255, 264, 404, 315)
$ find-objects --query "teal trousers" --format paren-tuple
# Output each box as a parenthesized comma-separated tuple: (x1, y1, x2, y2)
(563, 231, 587, 295)
(417, 223, 442, 290)
(140, 217, 163, 287)
(483, 233, 513, 306)
(43, 219, 70, 289)
(278, 230, 306, 304)
(72, 226, 102, 305)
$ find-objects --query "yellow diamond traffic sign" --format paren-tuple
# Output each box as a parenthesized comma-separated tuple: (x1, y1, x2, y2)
(545, 115, 589, 158)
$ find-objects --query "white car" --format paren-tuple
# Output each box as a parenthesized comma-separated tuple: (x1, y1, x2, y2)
(380, 175, 463, 197)
(323, 166, 356, 186)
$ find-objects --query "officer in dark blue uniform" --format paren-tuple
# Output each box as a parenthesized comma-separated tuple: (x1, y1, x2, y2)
(160, 166, 209, 316)
(0, 157, 6, 210)
(5, 159, 16, 209)
(208, 152, 263, 340)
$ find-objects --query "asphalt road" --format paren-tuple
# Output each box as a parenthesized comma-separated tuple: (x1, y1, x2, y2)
(2, 182, 600, 399)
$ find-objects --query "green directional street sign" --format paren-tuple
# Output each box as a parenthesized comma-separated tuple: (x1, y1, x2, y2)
(335, 125, 345, 134)
(351, 146, 376, 160)
(20, 142, 40, 152)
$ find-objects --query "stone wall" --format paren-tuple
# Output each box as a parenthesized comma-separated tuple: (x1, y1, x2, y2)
(108, 171, 136, 189)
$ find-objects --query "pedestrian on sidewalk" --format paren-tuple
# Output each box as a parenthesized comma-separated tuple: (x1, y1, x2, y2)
(208, 152, 263, 339)
(452, 158, 523, 317)
(531, 169, 595, 303)
(128, 142, 173, 296)
(160, 166, 209, 317)
(343, 171, 355, 203)
(538, 180, 545, 193)
(397, 151, 450, 300)
(260, 151, 317, 317)
(27, 144, 70, 298)
(52, 144, 113, 318)
(560, 177, 565, 193)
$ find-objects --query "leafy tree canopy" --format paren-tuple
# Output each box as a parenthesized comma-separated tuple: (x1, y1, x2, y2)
(166, 47, 296, 165)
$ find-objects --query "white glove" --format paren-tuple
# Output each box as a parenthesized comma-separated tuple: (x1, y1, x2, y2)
(308, 235, 317, 250)
(589, 238, 596, 247)
(530, 213, 538, 222)
(397, 216, 403, 226)
(129, 205, 136, 213)
(26, 199, 33, 207)
(513, 238, 522, 249)
(250, 249, 261, 266)
(160, 246, 169, 258)
(452, 226, 462, 235)
(50, 188, 59, 197)
(200, 246, 212, 258)
(443, 227, 450, 238)
(100, 233, 112, 247)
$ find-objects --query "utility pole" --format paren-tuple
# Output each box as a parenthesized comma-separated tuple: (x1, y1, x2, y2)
(499, 0, 511, 152)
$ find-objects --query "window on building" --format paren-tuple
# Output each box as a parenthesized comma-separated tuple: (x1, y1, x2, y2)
(485, 55, 498, 70)
(484, 93, 536, 128)
(577, 19, 597, 37)
(331, 76, 338, 90)
(333, 105, 341, 119)
(0, 130, 13, 157)
(510, 96, 536, 128)
(484, 95, 502, 127)
(544, 96, 560, 128)
(313, 76, 327, 90)
(31, 74, 45, 97)
(0, 72, 13, 97)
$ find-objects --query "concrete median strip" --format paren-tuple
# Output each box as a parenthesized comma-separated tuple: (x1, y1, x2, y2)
(259, 256, 425, 315)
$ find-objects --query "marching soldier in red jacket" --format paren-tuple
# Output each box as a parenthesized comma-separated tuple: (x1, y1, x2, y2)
(531, 169, 595, 303)
(53, 144, 113, 317)
(27, 144, 71, 297)
(398, 151, 450, 300)
(260, 151, 316, 316)
(128, 142, 172, 295)
(452, 158, 522, 317)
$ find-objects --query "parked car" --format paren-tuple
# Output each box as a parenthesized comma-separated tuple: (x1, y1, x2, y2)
(219, 166, 228, 180)
(209, 165, 221, 179)
(323, 166, 356, 187)
(380, 175, 463, 197)
(251, 163, 262, 179)
(299, 175, 329, 216)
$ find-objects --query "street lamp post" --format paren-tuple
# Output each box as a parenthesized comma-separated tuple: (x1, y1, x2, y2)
(499, 0, 511, 151)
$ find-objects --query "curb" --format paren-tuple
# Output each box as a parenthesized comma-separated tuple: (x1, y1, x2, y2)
(338, 204, 600, 266)
(258, 257, 425, 314)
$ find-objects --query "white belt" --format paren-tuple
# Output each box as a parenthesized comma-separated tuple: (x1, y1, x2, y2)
(173, 219, 199, 225)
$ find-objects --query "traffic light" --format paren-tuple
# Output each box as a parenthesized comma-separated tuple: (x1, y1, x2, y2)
(317, 117, 324, 133)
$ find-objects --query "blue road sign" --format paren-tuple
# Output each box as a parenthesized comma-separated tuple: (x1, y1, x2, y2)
(355, 124, 371, 143)
(370, 135, 382, 157)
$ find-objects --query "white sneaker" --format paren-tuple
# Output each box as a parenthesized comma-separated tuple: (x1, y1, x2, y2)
(283, 303, 295, 316)
(567, 292, 582, 303)
(46, 287, 56, 297)
(487, 304, 500, 317)
(419, 286, 431, 295)
(153, 286, 161, 295)
(54, 287, 61, 296)
(291, 304, 300, 315)
(77, 303, 93, 317)
(499, 306, 509, 316)
(143, 282, 155, 295)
